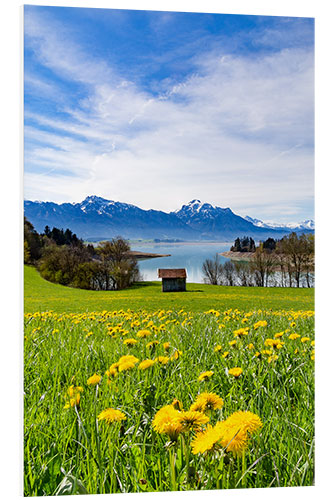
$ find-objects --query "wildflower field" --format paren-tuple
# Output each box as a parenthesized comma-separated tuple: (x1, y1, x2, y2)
(24, 305, 315, 495)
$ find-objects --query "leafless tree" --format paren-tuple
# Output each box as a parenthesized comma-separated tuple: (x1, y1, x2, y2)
(277, 232, 314, 288)
(234, 261, 253, 286)
(202, 254, 224, 285)
(250, 245, 277, 287)
(222, 260, 236, 286)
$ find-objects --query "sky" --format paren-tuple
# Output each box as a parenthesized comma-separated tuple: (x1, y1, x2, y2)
(24, 5, 314, 224)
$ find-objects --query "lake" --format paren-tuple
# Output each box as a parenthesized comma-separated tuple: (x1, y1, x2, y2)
(132, 241, 233, 283)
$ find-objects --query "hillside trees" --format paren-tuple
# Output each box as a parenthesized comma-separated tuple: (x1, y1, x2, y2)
(24, 217, 44, 263)
(38, 242, 92, 285)
(24, 218, 139, 291)
(96, 238, 140, 290)
(42, 226, 83, 247)
(37, 237, 140, 290)
(230, 236, 256, 252)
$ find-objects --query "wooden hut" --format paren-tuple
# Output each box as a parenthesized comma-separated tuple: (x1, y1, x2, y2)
(158, 268, 187, 292)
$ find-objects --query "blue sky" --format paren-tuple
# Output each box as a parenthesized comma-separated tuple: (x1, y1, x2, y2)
(24, 5, 314, 223)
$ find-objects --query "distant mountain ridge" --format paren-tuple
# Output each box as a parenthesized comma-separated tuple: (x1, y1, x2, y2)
(244, 215, 315, 232)
(24, 196, 314, 241)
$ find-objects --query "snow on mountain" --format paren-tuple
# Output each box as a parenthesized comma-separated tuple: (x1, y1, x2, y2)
(175, 199, 216, 214)
(24, 196, 314, 241)
(78, 196, 135, 215)
(244, 215, 315, 232)
(174, 199, 231, 220)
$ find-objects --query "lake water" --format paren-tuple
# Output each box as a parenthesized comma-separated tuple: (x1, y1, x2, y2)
(132, 241, 232, 283)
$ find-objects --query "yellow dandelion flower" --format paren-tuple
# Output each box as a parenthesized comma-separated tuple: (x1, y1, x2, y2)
(191, 424, 222, 454)
(261, 349, 273, 356)
(64, 385, 83, 409)
(198, 370, 214, 382)
(253, 320, 268, 329)
(175, 410, 210, 431)
(152, 405, 182, 439)
(268, 355, 278, 363)
(159, 420, 183, 441)
(247, 343, 254, 350)
(224, 410, 262, 435)
(229, 340, 237, 347)
(118, 361, 136, 372)
(214, 421, 248, 457)
(222, 351, 230, 358)
(214, 345, 222, 352)
(118, 355, 139, 364)
(311, 340, 315, 346)
(146, 340, 159, 349)
(170, 350, 182, 361)
(190, 392, 224, 413)
(98, 408, 126, 424)
(228, 367, 243, 378)
(152, 355, 168, 365)
(171, 399, 183, 411)
(138, 359, 155, 370)
(301, 337, 310, 343)
(67, 385, 83, 398)
(264, 338, 284, 349)
(87, 373, 101, 386)
(110, 361, 120, 370)
(274, 332, 284, 338)
(137, 329, 151, 338)
(233, 328, 249, 337)
(289, 333, 301, 340)
(163, 342, 171, 350)
(123, 338, 138, 346)
(105, 367, 117, 383)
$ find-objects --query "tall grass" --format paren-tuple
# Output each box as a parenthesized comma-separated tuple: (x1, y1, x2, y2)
(24, 307, 314, 495)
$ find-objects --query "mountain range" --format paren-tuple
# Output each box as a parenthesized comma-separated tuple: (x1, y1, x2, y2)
(24, 196, 314, 241)
(244, 215, 315, 232)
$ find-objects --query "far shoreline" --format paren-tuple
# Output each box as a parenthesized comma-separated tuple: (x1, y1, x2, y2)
(130, 240, 235, 247)
(219, 250, 254, 261)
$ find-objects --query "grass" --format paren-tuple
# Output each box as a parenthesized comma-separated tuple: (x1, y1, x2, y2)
(24, 307, 314, 495)
(24, 265, 314, 495)
(24, 265, 314, 314)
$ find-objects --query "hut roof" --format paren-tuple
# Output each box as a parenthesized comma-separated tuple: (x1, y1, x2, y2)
(158, 268, 187, 279)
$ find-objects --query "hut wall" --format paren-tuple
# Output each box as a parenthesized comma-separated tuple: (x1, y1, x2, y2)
(162, 277, 186, 292)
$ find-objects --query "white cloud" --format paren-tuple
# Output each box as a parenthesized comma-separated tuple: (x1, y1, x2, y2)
(24, 10, 314, 223)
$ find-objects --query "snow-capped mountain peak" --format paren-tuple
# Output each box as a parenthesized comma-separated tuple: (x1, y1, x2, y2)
(244, 215, 315, 231)
(174, 199, 232, 216)
(24, 195, 314, 241)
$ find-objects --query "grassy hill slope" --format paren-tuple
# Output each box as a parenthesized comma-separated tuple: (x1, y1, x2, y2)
(24, 265, 314, 313)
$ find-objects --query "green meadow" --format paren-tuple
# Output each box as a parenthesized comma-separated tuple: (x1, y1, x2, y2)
(24, 265, 314, 314)
(24, 265, 315, 496)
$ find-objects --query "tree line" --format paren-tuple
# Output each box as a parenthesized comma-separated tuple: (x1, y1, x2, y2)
(202, 232, 314, 288)
(24, 217, 140, 290)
